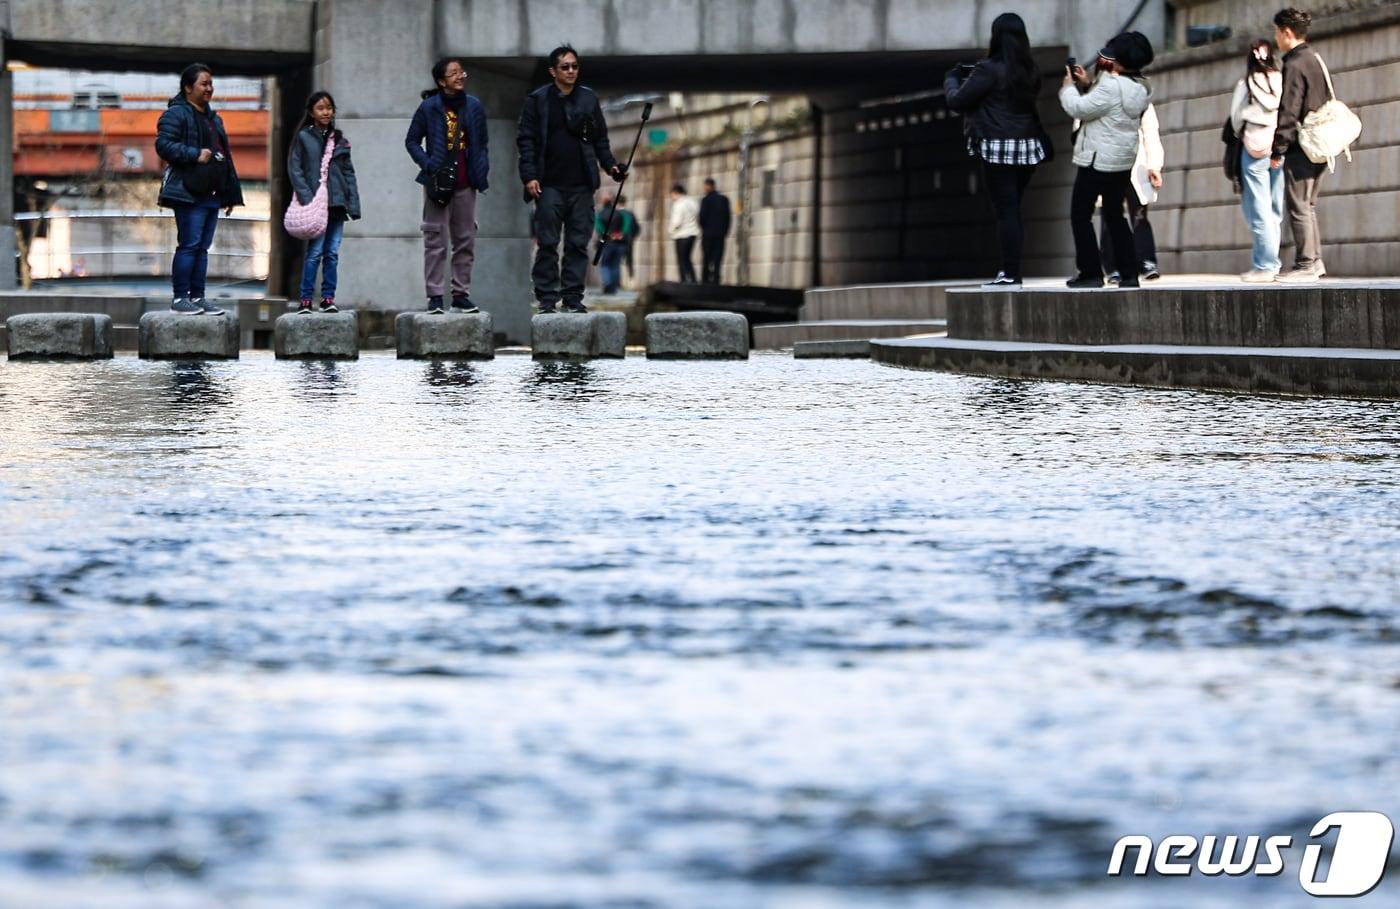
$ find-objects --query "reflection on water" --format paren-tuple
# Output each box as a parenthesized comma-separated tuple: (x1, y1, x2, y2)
(0, 353, 1397, 909)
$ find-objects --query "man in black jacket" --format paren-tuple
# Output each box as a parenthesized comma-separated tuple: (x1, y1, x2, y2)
(698, 179, 732, 284)
(1271, 8, 1330, 283)
(516, 45, 624, 313)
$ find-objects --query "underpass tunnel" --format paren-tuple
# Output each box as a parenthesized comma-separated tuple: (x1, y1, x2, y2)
(466, 46, 1072, 288)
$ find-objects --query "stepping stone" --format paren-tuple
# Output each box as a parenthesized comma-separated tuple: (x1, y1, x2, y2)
(6, 313, 114, 360)
(794, 339, 872, 359)
(645, 311, 749, 360)
(138, 311, 240, 359)
(274, 311, 358, 360)
(395, 312, 494, 360)
(531, 312, 626, 360)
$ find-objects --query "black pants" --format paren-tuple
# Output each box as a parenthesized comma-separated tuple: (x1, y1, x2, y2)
(1284, 152, 1325, 269)
(532, 186, 595, 306)
(675, 237, 698, 282)
(1099, 192, 1158, 275)
(982, 163, 1036, 279)
(701, 233, 725, 284)
(1071, 167, 1138, 282)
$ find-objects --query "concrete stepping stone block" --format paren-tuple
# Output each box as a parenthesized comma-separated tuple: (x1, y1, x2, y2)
(138, 311, 240, 359)
(6, 313, 114, 360)
(531, 312, 626, 360)
(645, 311, 749, 360)
(395, 311, 494, 360)
(274, 311, 359, 360)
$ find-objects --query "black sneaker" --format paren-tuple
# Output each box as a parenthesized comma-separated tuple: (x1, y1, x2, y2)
(319, 297, 339, 313)
(1118, 276, 1141, 289)
(427, 295, 445, 314)
(450, 296, 479, 313)
(297, 299, 314, 315)
(191, 296, 224, 316)
(1106, 271, 1121, 286)
(1065, 274, 1104, 289)
(562, 301, 588, 314)
(170, 296, 202, 314)
(1142, 261, 1161, 281)
(537, 302, 559, 314)
(984, 272, 1021, 287)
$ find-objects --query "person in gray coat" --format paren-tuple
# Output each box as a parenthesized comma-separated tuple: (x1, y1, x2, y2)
(288, 91, 361, 313)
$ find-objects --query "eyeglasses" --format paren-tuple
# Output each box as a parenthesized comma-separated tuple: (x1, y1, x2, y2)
(556, 63, 579, 71)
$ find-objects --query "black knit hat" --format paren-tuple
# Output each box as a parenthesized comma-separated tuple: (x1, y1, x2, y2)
(1100, 31, 1155, 72)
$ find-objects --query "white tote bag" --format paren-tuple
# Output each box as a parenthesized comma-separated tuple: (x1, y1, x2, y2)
(1299, 55, 1362, 170)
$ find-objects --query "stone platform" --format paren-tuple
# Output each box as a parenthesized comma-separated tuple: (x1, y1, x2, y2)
(531, 312, 626, 360)
(5, 313, 114, 360)
(872, 278, 1400, 399)
(396, 312, 494, 360)
(274, 311, 359, 360)
(645, 311, 749, 360)
(139, 312, 240, 359)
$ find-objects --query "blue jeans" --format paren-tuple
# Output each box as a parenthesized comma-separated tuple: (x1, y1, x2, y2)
(171, 203, 220, 299)
(597, 238, 626, 293)
(1240, 148, 1284, 273)
(300, 215, 346, 299)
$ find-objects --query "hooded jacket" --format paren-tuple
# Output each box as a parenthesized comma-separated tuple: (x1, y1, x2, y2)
(154, 94, 245, 208)
(1059, 71, 1152, 172)
(289, 125, 362, 220)
(405, 92, 490, 191)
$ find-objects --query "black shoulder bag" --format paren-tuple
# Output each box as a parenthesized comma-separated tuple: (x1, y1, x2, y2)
(428, 106, 462, 206)
(183, 111, 229, 198)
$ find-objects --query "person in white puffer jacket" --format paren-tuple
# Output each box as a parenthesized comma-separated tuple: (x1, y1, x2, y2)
(1059, 32, 1154, 288)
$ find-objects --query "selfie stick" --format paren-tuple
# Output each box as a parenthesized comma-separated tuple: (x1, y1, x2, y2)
(593, 102, 653, 266)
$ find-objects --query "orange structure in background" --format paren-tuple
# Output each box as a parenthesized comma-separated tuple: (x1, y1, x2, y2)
(13, 109, 270, 180)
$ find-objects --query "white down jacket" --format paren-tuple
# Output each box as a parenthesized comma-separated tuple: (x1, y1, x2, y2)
(1058, 72, 1152, 172)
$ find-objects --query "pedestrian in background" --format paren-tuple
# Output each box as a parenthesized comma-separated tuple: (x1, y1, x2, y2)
(1100, 101, 1163, 283)
(1231, 40, 1285, 282)
(288, 91, 360, 314)
(668, 184, 700, 283)
(156, 62, 244, 315)
(945, 12, 1049, 287)
(698, 178, 731, 284)
(594, 192, 632, 294)
(1271, 7, 1329, 283)
(1059, 32, 1154, 288)
(406, 58, 490, 314)
(517, 45, 625, 314)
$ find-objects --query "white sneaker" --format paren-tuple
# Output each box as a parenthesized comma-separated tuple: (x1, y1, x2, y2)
(1240, 269, 1278, 283)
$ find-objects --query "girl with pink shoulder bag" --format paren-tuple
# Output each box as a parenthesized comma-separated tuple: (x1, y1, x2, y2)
(286, 91, 362, 313)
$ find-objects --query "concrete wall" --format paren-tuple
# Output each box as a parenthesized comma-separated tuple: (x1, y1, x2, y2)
(1145, 2, 1400, 277)
(1, 62, 15, 290)
(7, 0, 315, 57)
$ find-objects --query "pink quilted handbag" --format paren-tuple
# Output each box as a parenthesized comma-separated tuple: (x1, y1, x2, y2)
(283, 135, 335, 239)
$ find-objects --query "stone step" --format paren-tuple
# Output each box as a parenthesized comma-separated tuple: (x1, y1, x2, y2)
(139, 312, 240, 360)
(794, 339, 872, 359)
(530, 312, 626, 360)
(395, 312, 494, 360)
(5, 313, 114, 360)
(801, 281, 968, 322)
(947, 283, 1400, 349)
(274, 311, 359, 360)
(753, 319, 946, 349)
(870, 336, 1400, 400)
(645, 311, 749, 360)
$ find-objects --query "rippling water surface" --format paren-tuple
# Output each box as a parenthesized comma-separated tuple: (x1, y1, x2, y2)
(1, 352, 1398, 908)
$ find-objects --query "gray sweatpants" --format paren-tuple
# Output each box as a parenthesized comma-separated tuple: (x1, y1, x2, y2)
(422, 186, 477, 298)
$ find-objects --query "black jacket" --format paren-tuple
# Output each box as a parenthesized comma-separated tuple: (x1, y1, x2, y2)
(699, 191, 731, 238)
(944, 59, 1045, 142)
(154, 95, 244, 208)
(1273, 42, 1330, 161)
(289, 125, 361, 219)
(516, 83, 618, 192)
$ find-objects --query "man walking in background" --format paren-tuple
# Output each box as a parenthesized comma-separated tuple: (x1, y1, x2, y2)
(517, 44, 625, 313)
(698, 178, 732, 284)
(668, 183, 700, 283)
(1271, 8, 1329, 283)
